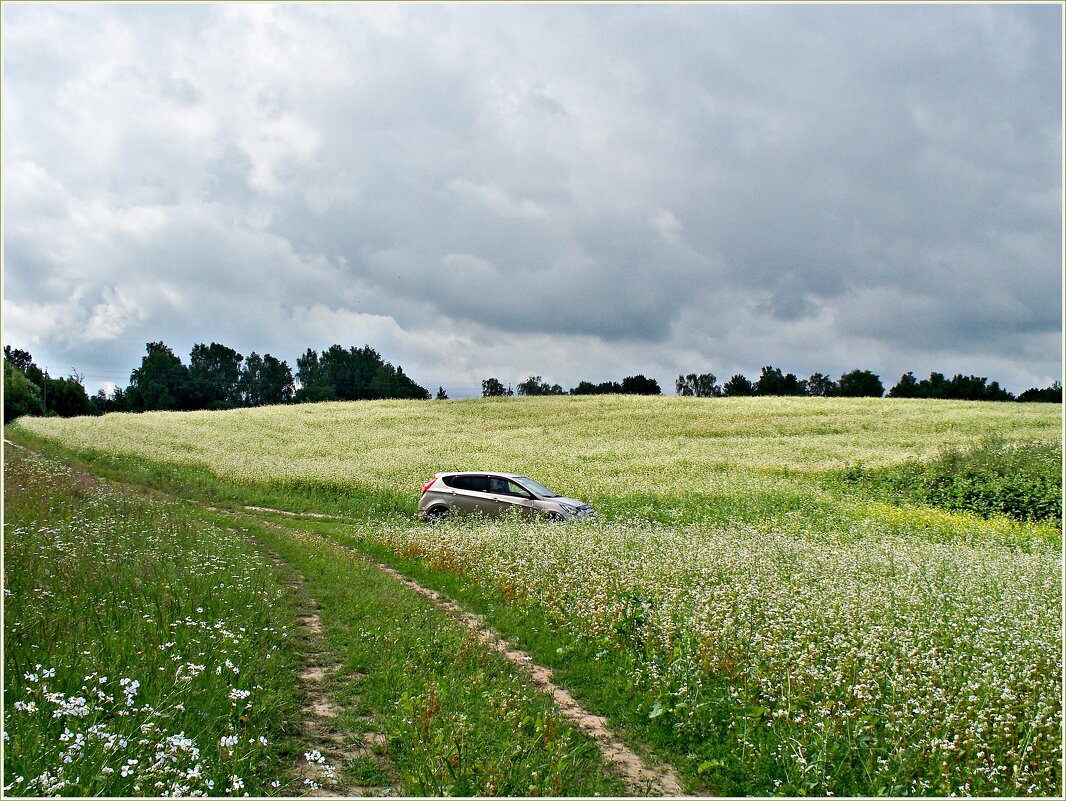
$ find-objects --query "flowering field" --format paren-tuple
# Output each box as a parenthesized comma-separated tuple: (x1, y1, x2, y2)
(358, 511, 1060, 796)
(12, 396, 1059, 504)
(3, 450, 302, 796)
(9, 395, 1063, 795)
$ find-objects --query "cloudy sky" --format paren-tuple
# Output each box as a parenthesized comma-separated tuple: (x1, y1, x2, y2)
(2, 2, 1062, 397)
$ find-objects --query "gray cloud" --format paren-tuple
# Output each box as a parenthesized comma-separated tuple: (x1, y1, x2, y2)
(2, 3, 1061, 397)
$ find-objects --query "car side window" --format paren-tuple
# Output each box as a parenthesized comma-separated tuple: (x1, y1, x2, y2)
(506, 480, 531, 497)
(487, 476, 510, 495)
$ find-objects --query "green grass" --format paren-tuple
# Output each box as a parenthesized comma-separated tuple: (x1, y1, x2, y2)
(3, 448, 304, 796)
(217, 511, 628, 797)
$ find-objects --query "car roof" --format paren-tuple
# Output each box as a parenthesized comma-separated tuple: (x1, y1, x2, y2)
(436, 470, 525, 479)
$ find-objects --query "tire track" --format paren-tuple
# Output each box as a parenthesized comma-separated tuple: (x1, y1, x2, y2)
(242, 507, 688, 797)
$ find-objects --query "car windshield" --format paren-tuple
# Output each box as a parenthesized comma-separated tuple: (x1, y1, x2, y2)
(514, 477, 558, 498)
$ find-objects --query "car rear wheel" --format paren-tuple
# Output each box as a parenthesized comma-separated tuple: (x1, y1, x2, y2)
(426, 506, 450, 522)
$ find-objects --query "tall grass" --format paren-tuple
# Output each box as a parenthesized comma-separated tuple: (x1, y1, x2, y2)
(3, 450, 303, 796)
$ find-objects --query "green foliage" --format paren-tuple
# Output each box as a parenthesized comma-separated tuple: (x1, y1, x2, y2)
(481, 377, 512, 397)
(127, 341, 193, 411)
(755, 365, 805, 396)
(516, 375, 565, 396)
(3, 349, 94, 419)
(4, 358, 46, 423)
(844, 437, 1062, 524)
(805, 372, 837, 396)
(675, 372, 721, 397)
(837, 368, 884, 398)
(722, 373, 754, 396)
(570, 379, 622, 395)
(189, 342, 244, 407)
(889, 371, 1014, 401)
(296, 344, 428, 401)
(620, 374, 661, 395)
(240, 351, 294, 406)
(1018, 381, 1063, 403)
(43, 374, 96, 418)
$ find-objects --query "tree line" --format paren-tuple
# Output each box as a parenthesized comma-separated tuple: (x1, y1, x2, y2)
(482, 374, 663, 397)
(3, 341, 430, 423)
(484, 365, 1060, 402)
(674, 366, 1060, 402)
(4, 342, 1061, 426)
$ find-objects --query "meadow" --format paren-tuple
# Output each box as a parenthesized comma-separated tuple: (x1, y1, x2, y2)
(7, 395, 1063, 796)
(2, 449, 303, 796)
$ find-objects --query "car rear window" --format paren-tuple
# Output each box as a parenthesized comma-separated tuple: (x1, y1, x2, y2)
(443, 475, 489, 492)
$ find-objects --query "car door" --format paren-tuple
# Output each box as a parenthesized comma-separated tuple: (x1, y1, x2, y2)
(464, 475, 508, 516)
(485, 476, 537, 518)
(446, 475, 490, 514)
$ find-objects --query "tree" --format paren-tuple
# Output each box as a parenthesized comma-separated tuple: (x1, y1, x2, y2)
(1018, 381, 1062, 403)
(944, 374, 1013, 402)
(296, 348, 321, 391)
(91, 386, 131, 414)
(4, 358, 45, 423)
(675, 373, 722, 397)
(570, 380, 623, 395)
(890, 371, 1014, 401)
(482, 378, 512, 397)
(806, 372, 837, 397)
(837, 369, 884, 398)
(3, 346, 44, 386)
(755, 366, 804, 396)
(296, 345, 429, 401)
(127, 342, 193, 411)
(517, 375, 564, 396)
(888, 372, 920, 398)
(722, 374, 754, 396)
(240, 352, 294, 406)
(619, 375, 661, 395)
(44, 374, 95, 417)
(435, 387, 449, 400)
(189, 342, 244, 408)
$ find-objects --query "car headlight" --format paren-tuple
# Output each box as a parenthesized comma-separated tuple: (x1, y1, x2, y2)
(559, 503, 579, 515)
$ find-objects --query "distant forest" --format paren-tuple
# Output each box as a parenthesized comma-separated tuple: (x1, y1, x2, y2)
(3, 341, 1061, 425)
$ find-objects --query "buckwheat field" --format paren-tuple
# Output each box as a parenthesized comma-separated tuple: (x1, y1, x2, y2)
(8, 395, 1062, 796)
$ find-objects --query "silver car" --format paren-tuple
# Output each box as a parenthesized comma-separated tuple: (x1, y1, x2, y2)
(418, 471, 595, 522)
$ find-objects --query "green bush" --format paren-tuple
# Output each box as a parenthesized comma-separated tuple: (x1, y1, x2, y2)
(845, 437, 1062, 525)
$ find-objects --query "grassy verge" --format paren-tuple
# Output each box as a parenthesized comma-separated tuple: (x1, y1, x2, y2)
(3, 448, 304, 796)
